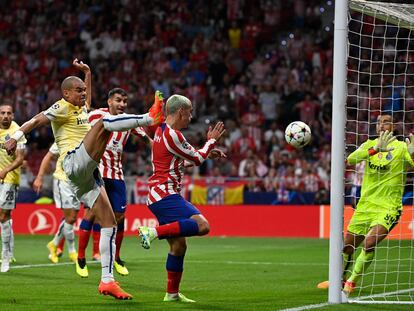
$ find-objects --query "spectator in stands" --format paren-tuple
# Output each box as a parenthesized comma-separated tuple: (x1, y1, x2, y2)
(2, 0, 333, 204)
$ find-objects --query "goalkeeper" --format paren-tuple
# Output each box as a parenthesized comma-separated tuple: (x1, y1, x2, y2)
(318, 114, 414, 294)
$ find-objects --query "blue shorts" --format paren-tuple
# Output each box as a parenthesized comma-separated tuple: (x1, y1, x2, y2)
(148, 194, 201, 225)
(103, 178, 127, 213)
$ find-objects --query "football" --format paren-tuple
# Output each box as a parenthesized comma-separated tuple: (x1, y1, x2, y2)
(285, 121, 311, 148)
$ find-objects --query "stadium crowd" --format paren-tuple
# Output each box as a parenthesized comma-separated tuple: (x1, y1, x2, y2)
(0, 0, 335, 203)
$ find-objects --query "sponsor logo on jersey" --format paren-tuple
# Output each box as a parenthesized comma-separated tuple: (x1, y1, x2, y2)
(52, 103, 60, 109)
(5, 134, 10, 141)
(386, 152, 392, 160)
(368, 161, 388, 171)
(28, 209, 57, 234)
(182, 141, 191, 150)
(76, 117, 88, 125)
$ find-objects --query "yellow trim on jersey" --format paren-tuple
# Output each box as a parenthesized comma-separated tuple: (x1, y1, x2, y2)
(0, 121, 27, 184)
(44, 98, 91, 181)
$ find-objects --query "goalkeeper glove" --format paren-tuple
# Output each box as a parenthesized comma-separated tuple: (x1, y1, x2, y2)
(405, 133, 414, 156)
(373, 130, 396, 152)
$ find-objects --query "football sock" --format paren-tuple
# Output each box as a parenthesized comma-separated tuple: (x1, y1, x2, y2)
(348, 249, 375, 283)
(115, 221, 124, 260)
(52, 219, 65, 246)
(166, 253, 184, 294)
(92, 223, 101, 256)
(78, 219, 92, 259)
(156, 219, 199, 239)
(100, 227, 116, 283)
(63, 222, 76, 253)
(58, 238, 65, 251)
(343, 252, 354, 281)
(102, 113, 152, 131)
(1, 220, 12, 256)
(9, 219, 14, 257)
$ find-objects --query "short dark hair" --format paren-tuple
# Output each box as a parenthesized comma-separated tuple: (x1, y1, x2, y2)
(108, 88, 127, 98)
(0, 102, 13, 111)
(378, 113, 394, 123)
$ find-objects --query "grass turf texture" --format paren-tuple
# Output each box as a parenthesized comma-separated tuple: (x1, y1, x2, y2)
(0, 236, 413, 310)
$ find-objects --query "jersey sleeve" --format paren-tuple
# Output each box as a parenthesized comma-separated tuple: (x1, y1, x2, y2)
(347, 140, 374, 165)
(164, 129, 216, 165)
(88, 109, 106, 126)
(131, 127, 147, 137)
(48, 142, 60, 156)
(43, 101, 68, 122)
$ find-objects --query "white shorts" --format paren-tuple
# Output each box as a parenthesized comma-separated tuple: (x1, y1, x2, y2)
(0, 183, 18, 210)
(62, 142, 102, 208)
(53, 178, 81, 210)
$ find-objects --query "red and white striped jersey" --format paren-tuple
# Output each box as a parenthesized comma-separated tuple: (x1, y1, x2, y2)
(88, 108, 146, 180)
(147, 123, 216, 205)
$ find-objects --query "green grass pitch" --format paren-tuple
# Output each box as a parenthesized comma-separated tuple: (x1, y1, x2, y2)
(0, 236, 413, 310)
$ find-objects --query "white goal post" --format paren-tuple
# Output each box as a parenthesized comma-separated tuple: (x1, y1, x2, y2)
(330, 0, 414, 305)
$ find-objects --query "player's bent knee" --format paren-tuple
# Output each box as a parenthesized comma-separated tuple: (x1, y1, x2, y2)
(0, 214, 9, 223)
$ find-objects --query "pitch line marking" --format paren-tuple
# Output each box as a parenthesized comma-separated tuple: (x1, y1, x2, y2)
(279, 302, 330, 311)
(10, 260, 99, 270)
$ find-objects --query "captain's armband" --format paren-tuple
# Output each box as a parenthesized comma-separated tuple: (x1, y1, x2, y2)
(368, 147, 378, 156)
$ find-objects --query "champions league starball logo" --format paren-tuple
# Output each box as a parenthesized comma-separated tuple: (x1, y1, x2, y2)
(28, 209, 57, 234)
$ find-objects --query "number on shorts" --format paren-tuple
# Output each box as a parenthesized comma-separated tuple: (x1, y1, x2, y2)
(5, 190, 14, 201)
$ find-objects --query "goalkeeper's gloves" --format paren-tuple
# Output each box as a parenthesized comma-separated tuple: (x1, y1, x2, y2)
(373, 130, 396, 152)
(405, 133, 414, 156)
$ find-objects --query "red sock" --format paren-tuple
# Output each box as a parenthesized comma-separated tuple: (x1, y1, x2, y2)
(58, 238, 65, 251)
(78, 229, 91, 259)
(167, 271, 183, 294)
(115, 230, 124, 260)
(156, 222, 180, 238)
(92, 230, 100, 255)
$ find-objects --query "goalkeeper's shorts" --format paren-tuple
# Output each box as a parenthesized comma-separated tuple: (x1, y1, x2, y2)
(347, 203, 401, 235)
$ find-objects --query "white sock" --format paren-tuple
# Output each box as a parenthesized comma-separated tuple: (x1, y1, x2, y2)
(1, 220, 12, 258)
(9, 219, 14, 258)
(102, 113, 152, 131)
(100, 227, 117, 283)
(63, 222, 76, 253)
(52, 220, 65, 246)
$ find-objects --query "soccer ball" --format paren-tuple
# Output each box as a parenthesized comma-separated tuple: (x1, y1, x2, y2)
(285, 121, 311, 148)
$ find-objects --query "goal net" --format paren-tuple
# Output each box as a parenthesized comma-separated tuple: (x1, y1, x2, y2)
(345, 0, 414, 304)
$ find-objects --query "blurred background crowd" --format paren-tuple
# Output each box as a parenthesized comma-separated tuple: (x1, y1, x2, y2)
(0, 0, 337, 204)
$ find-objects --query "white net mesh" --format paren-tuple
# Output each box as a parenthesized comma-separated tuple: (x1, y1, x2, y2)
(345, 0, 414, 304)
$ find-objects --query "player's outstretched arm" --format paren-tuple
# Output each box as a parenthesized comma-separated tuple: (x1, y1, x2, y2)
(5, 113, 50, 155)
(166, 121, 226, 166)
(33, 151, 56, 194)
(348, 130, 396, 165)
(73, 58, 91, 110)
